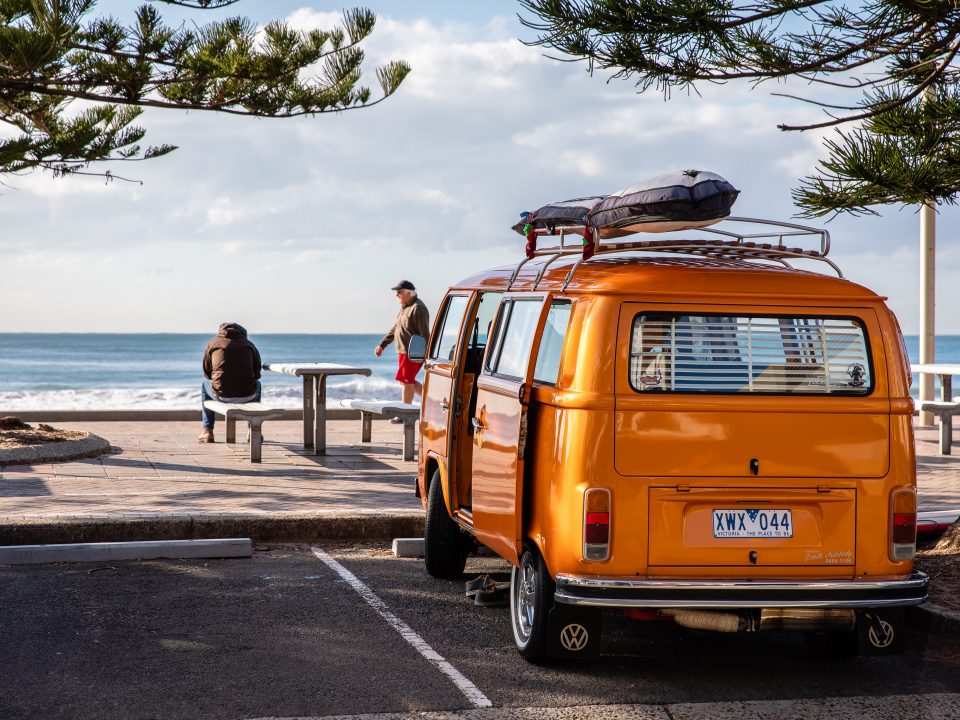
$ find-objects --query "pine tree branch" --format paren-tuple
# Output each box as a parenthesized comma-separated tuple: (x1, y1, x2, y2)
(2, 70, 405, 118)
(66, 32, 370, 76)
(716, 0, 832, 32)
(779, 31, 960, 130)
(0, 4, 409, 178)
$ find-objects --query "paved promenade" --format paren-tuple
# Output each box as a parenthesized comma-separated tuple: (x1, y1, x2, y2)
(0, 419, 957, 543)
(0, 419, 422, 543)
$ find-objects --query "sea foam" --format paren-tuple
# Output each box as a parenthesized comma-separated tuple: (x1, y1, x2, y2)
(0, 377, 401, 410)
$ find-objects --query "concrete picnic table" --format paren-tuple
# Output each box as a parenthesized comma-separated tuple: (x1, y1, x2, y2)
(912, 363, 960, 402)
(912, 363, 960, 454)
(263, 363, 372, 455)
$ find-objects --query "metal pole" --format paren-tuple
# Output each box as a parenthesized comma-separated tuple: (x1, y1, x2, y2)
(919, 82, 938, 427)
(919, 199, 936, 426)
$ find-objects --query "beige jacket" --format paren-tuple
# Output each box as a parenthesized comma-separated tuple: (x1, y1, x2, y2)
(379, 297, 430, 354)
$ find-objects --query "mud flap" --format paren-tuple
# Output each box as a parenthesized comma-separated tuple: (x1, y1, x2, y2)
(547, 605, 601, 660)
(856, 608, 906, 655)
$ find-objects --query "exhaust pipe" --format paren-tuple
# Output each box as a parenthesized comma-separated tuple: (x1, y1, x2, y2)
(659, 609, 742, 633)
(759, 608, 855, 632)
(656, 608, 856, 633)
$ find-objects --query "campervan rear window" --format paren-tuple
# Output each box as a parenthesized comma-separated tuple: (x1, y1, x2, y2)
(629, 314, 873, 395)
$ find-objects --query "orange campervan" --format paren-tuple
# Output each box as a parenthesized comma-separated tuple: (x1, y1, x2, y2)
(409, 209, 927, 663)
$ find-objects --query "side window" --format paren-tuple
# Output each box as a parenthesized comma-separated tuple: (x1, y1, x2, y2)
(532, 300, 572, 385)
(487, 300, 543, 379)
(430, 295, 469, 361)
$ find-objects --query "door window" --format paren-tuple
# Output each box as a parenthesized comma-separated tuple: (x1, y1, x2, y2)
(453, 292, 502, 373)
(470, 292, 502, 350)
(487, 300, 543, 379)
(431, 295, 469, 361)
(532, 300, 572, 384)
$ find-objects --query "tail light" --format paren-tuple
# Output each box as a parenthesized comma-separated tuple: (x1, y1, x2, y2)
(890, 488, 917, 561)
(584, 488, 611, 561)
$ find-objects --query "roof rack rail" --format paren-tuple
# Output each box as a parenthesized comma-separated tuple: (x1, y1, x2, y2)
(506, 216, 840, 291)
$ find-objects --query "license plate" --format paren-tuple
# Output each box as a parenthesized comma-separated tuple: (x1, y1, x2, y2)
(713, 508, 793, 538)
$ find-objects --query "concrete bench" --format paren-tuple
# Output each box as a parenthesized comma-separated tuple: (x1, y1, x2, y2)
(344, 400, 420, 461)
(202, 401, 285, 463)
(920, 399, 960, 455)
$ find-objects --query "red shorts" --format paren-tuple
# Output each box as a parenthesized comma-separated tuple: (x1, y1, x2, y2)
(395, 353, 423, 384)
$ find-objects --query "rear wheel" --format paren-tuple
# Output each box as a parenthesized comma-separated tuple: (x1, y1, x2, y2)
(510, 544, 554, 663)
(424, 469, 469, 578)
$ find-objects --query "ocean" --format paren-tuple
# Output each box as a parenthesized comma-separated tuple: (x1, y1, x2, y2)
(0, 334, 398, 410)
(0, 333, 958, 410)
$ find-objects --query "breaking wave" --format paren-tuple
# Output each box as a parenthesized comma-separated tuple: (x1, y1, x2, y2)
(0, 377, 401, 410)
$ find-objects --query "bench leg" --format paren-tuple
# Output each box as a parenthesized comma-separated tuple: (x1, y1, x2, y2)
(940, 415, 952, 455)
(226, 417, 237, 444)
(314, 375, 327, 456)
(360, 412, 372, 443)
(402, 421, 415, 461)
(250, 420, 264, 463)
(303, 376, 314, 449)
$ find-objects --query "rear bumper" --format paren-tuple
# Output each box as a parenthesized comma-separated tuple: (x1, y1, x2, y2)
(554, 571, 929, 609)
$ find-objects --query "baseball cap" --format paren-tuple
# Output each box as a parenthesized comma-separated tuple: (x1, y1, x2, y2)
(391, 280, 416, 291)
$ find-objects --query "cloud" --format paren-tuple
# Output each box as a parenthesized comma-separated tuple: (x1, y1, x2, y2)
(205, 196, 247, 228)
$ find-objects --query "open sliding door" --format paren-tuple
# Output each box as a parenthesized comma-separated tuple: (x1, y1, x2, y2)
(470, 296, 550, 565)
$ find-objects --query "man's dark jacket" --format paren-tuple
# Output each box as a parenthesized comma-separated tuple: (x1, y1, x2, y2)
(202, 323, 261, 398)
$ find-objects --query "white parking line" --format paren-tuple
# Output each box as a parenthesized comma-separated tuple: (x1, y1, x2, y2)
(311, 546, 493, 709)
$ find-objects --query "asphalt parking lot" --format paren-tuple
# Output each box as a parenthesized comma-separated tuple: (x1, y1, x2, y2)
(2, 544, 959, 720)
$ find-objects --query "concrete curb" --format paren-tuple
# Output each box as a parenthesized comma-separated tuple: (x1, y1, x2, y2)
(0, 538, 253, 565)
(907, 602, 960, 639)
(0, 432, 111, 466)
(0, 513, 424, 546)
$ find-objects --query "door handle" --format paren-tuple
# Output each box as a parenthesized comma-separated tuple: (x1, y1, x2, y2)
(440, 400, 449, 413)
(471, 417, 487, 431)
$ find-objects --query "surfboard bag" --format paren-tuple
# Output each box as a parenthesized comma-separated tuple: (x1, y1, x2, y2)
(513, 196, 606, 258)
(513, 171, 739, 259)
(589, 170, 739, 235)
(511, 196, 607, 236)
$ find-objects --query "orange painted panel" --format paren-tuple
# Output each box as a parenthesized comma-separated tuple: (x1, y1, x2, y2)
(647, 487, 856, 570)
(615, 408, 889, 478)
(471, 374, 526, 564)
(419, 365, 454, 504)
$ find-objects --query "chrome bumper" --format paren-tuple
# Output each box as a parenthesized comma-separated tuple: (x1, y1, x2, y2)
(554, 572, 929, 609)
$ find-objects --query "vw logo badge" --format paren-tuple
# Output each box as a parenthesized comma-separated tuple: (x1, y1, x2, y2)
(868, 619, 895, 648)
(559, 623, 589, 652)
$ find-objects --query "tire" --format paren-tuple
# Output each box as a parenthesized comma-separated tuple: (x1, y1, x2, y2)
(510, 544, 555, 663)
(424, 469, 469, 579)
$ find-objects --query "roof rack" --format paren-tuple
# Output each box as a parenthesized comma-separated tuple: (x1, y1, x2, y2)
(506, 216, 840, 291)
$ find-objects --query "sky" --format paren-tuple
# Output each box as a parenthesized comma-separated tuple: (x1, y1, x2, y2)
(2, 0, 958, 334)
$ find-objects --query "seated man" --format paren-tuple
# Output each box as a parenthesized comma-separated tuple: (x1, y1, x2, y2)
(199, 322, 262, 443)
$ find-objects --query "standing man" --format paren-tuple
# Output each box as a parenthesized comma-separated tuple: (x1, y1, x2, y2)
(375, 280, 430, 405)
(199, 322, 262, 443)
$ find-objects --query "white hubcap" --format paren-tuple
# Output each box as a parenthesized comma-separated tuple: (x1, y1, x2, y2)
(514, 557, 537, 643)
